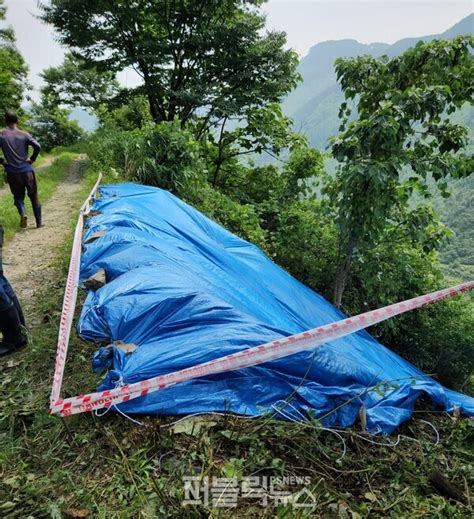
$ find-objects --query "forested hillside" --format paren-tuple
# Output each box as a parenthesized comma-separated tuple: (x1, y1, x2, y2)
(284, 13, 474, 149)
(437, 175, 474, 279)
(283, 14, 474, 283)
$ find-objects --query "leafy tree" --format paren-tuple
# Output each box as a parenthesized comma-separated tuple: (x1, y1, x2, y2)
(27, 55, 93, 150)
(220, 145, 323, 207)
(39, 53, 120, 113)
(38, 53, 153, 131)
(198, 186, 268, 249)
(0, 0, 28, 113)
(271, 198, 337, 301)
(206, 103, 305, 186)
(28, 101, 84, 151)
(213, 144, 326, 256)
(40, 1, 304, 178)
(330, 36, 474, 307)
(40, 0, 299, 130)
(344, 224, 473, 390)
(97, 94, 153, 131)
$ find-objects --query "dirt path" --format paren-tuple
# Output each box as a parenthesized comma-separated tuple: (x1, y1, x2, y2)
(3, 158, 86, 324)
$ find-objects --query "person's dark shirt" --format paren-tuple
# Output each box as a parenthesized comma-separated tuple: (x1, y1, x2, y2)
(0, 127, 41, 173)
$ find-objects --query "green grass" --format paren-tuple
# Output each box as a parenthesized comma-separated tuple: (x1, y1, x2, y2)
(0, 152, 55, 189)
(0, 161, 472, 518)
(0, 152, 78, 241)
(31, 154, 48, 169)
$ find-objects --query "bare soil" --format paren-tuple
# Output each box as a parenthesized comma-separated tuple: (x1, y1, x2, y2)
(3, 159, 86, 324)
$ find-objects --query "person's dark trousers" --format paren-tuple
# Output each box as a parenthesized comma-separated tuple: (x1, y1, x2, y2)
(6, 170, 42, 226)
(0, 224, 26, 355)
(0, 275, 13, 311)
(0, 275, 26, 356)
(0, 276, 25, 326)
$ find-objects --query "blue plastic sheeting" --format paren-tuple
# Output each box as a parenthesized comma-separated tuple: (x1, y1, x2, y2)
(78, 183, 474, 434)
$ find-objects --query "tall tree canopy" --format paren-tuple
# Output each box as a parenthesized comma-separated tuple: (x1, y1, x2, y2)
(40, 0, 299, 132)
(330, 36, 474, 307)
(39, 53, 120, 112)
(28, 102, 84, 151)
(0, 0, 28, 113)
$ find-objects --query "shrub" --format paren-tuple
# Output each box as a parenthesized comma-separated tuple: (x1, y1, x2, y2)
(87, 122, 207, 197)
(85, 125, 473, 392)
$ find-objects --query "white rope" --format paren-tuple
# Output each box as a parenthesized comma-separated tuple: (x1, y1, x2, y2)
(112, 405, 145, 426)
(419, 419, 440, 446)
(271, 401, 347, 462)
(94, 382, 441, 450)
(269, 400, 442, 452)
(94, 406, 111, 418)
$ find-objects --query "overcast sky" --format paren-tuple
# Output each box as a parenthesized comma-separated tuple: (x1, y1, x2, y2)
(4, 0, 473, 100)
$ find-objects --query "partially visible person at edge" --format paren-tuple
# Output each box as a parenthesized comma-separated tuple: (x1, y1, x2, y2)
(0, 111, 43, 228)
(0, 224, 26, 357)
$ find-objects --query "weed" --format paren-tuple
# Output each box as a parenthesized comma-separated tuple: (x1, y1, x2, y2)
(0, 161, 472, 518)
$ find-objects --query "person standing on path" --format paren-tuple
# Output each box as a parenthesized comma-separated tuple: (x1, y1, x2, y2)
(0, 111, 43, 228)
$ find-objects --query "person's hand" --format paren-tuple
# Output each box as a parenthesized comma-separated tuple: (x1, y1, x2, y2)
(26, 158, 33, 164)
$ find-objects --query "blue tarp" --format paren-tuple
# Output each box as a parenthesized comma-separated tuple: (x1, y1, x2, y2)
(78, 183, 474, 434)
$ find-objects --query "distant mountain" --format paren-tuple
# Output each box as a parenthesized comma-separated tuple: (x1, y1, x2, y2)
(284, 14, 474, 282)
(437, 174, 474, 280)
(69, 107, 98, 132)
(284, 13, 474, 149)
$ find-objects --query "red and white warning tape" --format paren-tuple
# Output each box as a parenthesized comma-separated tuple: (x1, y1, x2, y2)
(50, 244, 473, 417)
(48, 173, 473, 417)
(49, 173, 102, 404)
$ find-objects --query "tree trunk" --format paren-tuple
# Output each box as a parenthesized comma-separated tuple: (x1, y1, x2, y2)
(333, 237, 355, 308)
(212, 158, 224, 187)
(135, 56, 162, 123)
(212, 117, 228, 186)
(147, 93, 159, 123)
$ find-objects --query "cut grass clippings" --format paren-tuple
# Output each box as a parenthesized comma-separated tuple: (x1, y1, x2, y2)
(0, 160, 472, 518)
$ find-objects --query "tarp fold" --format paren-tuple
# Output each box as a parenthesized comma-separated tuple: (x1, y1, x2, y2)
(77, 184, 474, 434)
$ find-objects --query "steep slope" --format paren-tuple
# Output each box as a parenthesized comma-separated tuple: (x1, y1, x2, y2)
(284, 14, 473, 281)
(284, 13, 474, 149)
(283, 40, 388, 117)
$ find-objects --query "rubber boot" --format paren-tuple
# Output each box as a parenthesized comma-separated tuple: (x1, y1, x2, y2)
(14, 199, 27, 228)
(0, 302, 27, 356)
(33, 205, 43, 228)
